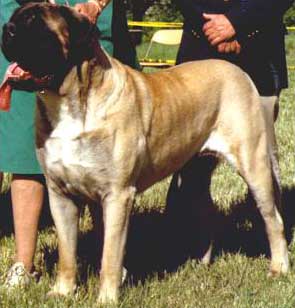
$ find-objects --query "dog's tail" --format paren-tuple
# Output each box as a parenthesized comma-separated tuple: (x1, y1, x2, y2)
(269, 144, 282, 210)
(260, 96, 282, 211)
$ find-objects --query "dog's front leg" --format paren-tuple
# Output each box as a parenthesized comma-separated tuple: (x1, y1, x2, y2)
(98, 187, 136, 305)
(47, 183, 79, 296)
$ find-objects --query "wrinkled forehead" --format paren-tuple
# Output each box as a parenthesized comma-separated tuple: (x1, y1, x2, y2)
(11, 3, 59, 22)
(11, 3, 72, 33)
(10, 3, 70, 47)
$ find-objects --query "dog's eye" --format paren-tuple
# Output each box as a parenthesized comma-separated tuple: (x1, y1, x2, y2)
(28, 14, 36, 24)
(23, 12, 36, 26)
(3, 22, 16, 38)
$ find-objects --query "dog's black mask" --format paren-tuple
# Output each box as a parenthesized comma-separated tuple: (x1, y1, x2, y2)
(1, 3, 99, 90)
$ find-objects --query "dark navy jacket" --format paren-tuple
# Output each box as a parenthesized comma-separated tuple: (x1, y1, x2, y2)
(175, 0, 294, 95)
(112, 0, 139, 69)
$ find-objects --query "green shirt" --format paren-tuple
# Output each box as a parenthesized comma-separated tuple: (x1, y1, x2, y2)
(0, 0, 136, 173)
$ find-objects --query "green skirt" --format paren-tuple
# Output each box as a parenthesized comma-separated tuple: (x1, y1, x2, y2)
(0, 0, 115, 174)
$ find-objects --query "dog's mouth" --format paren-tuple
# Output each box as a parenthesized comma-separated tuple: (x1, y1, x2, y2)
(0, 63, 54, 111)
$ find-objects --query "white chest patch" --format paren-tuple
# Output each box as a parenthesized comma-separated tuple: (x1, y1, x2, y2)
(44, 110, 100, 196)
(40, 88, 117, 198)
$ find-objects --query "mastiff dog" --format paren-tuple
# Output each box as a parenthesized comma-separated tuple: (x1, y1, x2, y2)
(1, 3, 289, 304)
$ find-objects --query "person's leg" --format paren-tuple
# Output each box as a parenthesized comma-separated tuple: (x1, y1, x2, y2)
(10, 174, 45, 272)
(165, 155, 218, 264)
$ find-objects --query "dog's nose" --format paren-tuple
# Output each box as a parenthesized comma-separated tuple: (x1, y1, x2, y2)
(3, 22, 17, 38)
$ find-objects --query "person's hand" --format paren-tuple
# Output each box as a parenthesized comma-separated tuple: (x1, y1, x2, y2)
(74, 0, 105, 24)
(217, 40, 241, 54)
(202, 13, 236, 46)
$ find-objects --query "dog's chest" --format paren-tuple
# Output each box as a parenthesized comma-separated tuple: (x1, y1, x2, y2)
(44, 118, 110, 198)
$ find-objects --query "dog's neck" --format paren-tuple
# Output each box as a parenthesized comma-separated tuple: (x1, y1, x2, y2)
(50, 27, 111, 92)
(59, 40, 112, 96)
(69, 27, 111, 71)
(38, 42, 123, 134)
(37, 25, 129, 136)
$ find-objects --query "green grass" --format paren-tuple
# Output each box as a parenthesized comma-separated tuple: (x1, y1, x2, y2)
(0, 172, 12, 194)
(0, 35, 295, 308)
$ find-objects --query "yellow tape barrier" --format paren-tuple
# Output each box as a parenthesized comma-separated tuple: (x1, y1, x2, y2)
(128, 21, 182, 28)
(128, 21, 295, 32)
(130, 21, 295, 70)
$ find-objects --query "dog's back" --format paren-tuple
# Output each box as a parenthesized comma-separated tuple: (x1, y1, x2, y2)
(129, 59, 263, 191)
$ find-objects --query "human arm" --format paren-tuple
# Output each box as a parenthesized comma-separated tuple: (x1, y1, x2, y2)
(225, 0, 294, 38)
(202, 13, 236, 46)
(173, 0, 205, 30)
(217, 40, 241, 54)
(174, 0, 241, 53)
(202, 12, 242, 53)
(203, 0, 294, 48)
(74, 0, 111, 24)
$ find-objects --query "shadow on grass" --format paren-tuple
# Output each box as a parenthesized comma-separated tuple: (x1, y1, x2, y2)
(44, 186, 295, 286)
(0, 192, 13, 235)
(124, 186, 295, 283)
(0, 189, 53, 237)
(2, 184, 295, 286)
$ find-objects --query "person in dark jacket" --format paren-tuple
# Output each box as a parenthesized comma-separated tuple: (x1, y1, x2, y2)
(166, 0, 294, 263)
(175, 0, 293, 96)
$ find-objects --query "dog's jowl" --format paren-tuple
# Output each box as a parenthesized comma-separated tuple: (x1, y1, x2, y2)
(1, 3, 289, 304)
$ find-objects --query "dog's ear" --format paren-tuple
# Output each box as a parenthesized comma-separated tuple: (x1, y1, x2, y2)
(58, 6, 99, 48)
(1, 22, 18, 61)
(57, 6, 107, 68)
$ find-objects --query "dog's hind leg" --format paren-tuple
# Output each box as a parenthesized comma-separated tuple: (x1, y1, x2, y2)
(98, 186, 136, 305)
(228, 130, 288, 276)
(47, 185, 79, 296)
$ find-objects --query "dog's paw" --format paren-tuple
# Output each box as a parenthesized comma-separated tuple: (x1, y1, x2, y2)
(268, 258, 289, 277)
(97, 288, 118, 306)
(47, 280, 76, 297)
(47, 290, 66, 298)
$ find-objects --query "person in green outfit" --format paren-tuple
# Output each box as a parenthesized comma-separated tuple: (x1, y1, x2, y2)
(0, 0, 138, 287)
